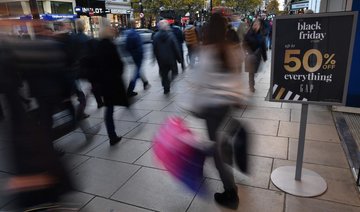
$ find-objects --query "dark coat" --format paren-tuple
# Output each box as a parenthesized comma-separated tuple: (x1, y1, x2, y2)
(152, 30, 181, 67)
(171, 25, 184, 49)
(125, 29, 143, 65)
(5, 37, 71, 99)
(244, 29, 267, 73)
(94, 39, 128, 107)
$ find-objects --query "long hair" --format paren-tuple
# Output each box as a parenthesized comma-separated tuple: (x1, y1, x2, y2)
(204, 13, 233, 72)
(204, 13, 227, 45)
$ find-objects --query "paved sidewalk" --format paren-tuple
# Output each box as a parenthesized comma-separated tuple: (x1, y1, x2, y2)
(1, 50, 360, 211)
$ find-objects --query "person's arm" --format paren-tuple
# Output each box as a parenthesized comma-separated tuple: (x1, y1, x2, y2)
(171, 35, 182, 63)
(260, 38, 267, 61)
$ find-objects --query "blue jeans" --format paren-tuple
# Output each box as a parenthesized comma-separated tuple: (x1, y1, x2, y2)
(128, 60, 147, 92)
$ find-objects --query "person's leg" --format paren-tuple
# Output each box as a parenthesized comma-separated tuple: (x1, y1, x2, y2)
(180, 46, 185, 71)
(91, 82, 103, 108)
(136, 60, 150, 90)
(74, 80, 88, 119)
(187, 45, 194, 67)
(104, 105, 121, 145)
(0, 99, 4, 120)
(204, 107, 235, 191)
(249, 72, 255, 92)
(159, 66, 171, 94)
(171, 62, 178, 80)
(127, 61, 141, 96)
(204, 106, 239, 209)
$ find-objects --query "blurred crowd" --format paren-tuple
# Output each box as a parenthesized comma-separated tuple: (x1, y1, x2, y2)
(0, 12, 271, 210)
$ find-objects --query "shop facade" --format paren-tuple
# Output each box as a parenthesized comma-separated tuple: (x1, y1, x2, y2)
(0, 0, 76, 18)
(105, 0, 132, 29)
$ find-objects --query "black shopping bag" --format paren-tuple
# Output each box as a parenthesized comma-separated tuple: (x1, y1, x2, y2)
(225, 119, 248, 173)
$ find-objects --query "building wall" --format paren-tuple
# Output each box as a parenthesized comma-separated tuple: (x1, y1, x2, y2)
(0, 0, 76, 16)
(320, 0, 353, 12)
(309, 0, 321, 12)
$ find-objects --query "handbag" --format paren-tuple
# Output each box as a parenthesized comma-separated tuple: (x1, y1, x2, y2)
(222, 118, 248, 173)
(153, 116, 206, 194)
(245, 48, 261, 73)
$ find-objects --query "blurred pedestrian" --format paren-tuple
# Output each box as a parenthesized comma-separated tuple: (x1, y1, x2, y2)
(1, 21, 75, 209)
(171, 20, 186, 72)
(125, 20, 150, 97)
(237, 18, 250, 43)
(244, 18, 267, 92)
(56, 19, 89, 119)
(93, 20, 129, 145)
(75, 19, 104, 109)
(152, 20, 181, 94)
(184, 20, 200, 67)
(190, 13, 246, 210)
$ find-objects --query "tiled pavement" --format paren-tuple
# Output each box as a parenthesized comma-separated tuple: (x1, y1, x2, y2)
(0, 49, 360, 211)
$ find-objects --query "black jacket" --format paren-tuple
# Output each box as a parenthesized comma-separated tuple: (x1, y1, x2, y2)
(6, 37, 71, 99)
(152, 30, 181, 67)
(244, 29, 267, 61)
(93, 39, 128, 107)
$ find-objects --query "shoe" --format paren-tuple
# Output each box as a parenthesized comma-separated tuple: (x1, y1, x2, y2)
(143, 81, 151, 90)
(127, 91, 138, 97)
(164, 89, 170, 94)
(214, 189, 239, 210)
(250, 87, 255, 93)
(109, 136, 122, 146)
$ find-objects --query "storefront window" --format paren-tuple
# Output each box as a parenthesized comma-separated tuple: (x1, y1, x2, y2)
(37, 1, 45, 14)
(51, 1, 73, 14)
(0, 2, 24, 17)
(0, 3, 8, 17)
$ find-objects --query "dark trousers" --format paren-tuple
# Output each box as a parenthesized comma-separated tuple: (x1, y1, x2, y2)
(159, 64, 177, 92)
(73, 80, 86, 117)
(187, 45, 197, 66)
(203, 106, 236, 191)
(249, 72, 255, 89)
(0, 99, 4, 120)
(105, 105, 116, 138)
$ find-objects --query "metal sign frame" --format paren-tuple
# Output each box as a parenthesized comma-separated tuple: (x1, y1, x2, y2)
(269, 12, 358, 106)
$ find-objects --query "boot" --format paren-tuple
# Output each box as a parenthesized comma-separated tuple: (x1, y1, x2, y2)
(109, 136, 122, 146)
(214, 188, 239, 210)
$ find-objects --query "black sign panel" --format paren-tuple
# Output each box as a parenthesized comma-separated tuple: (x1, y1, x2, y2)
(270, 12, 357, 105)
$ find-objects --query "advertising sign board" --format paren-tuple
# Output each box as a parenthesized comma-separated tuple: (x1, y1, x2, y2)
(270, 12, 358, 105)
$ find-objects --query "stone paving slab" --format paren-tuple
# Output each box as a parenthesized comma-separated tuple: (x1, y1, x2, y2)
(291, 109, 335, 125)
(111, 167, 196, 212)
(278, 121, 340, 143)
(124, 123, 161, 142)
(271, 159, 360, 207)
(204, 155, 273, 189)
(288, 138, 349, 168)
(86, 138, 151, 163)
(80, 197, 154, 212)
(54, 132, 108, 155)
(285, 195, 360, 212)
(249, 134, 289, 159)
(187, 179, 284, 212)
(71, 158, 140, 198)
(243, 106, 291, 121)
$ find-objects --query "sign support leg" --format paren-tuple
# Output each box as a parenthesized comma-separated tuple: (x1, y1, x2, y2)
(295, 103, 308, 180)
(270, 104, 327, 197)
